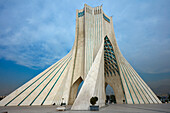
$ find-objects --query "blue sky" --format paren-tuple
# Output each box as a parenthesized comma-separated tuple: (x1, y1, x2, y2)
(0, 0, 170, 96)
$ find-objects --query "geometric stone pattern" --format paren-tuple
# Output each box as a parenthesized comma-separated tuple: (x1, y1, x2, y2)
(0, 4, 161, 110)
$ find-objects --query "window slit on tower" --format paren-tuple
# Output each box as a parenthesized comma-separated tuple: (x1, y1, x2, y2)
(78, 11, 84, 17)
(103, 14, 110, 23)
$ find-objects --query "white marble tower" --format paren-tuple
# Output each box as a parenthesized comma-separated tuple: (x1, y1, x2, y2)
(0, 4, 161, 110)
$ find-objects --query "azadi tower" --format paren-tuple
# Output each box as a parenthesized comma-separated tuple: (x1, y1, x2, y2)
(0, 4, 161, 110)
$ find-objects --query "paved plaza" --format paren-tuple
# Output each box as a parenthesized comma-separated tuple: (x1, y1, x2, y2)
(0, 104, 169, 113)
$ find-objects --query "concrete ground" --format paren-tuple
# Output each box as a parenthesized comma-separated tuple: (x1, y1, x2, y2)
(0, 104, 169, 113)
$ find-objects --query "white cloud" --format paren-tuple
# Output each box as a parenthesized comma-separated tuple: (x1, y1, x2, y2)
(0, 0, 170, 74)
(114, 1, 170, 73)
(0, 0, 75, 69)
(0, 24, 73, 69)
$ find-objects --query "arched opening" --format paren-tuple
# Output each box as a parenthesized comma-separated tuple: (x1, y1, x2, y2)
(104, 36, 125, 104)
(76, 80, 84, 97)
(106, 84, 116, 104)
(68, 77, 83, 105)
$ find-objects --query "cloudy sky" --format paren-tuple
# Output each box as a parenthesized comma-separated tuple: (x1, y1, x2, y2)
(0, 0, 170, 96)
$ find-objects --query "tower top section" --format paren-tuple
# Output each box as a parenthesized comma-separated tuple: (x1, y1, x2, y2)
(77, 4, 111, 23)
(84, 4, 103, 10)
